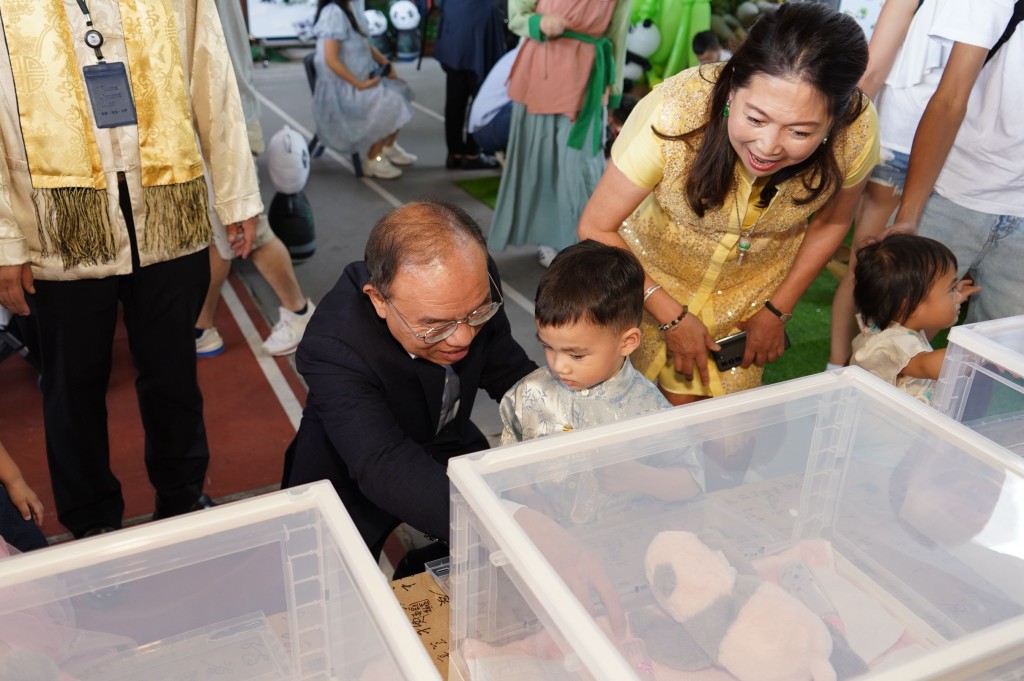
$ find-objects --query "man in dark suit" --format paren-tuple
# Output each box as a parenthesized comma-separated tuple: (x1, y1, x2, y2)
(282, 201, 536, 567)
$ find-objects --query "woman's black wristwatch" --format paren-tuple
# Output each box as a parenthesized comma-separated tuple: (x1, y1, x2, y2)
(764, 300, 793, 324)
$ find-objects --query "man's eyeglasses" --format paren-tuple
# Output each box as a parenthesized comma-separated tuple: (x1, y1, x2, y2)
(383, 273, 503, 344)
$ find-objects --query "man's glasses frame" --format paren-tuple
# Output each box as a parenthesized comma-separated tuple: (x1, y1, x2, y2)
(383, 273, 503, 344)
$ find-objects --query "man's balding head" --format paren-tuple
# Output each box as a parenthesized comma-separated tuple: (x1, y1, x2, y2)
(365, 201, 487, 297)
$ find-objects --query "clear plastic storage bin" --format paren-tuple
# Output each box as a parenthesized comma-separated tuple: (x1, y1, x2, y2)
(935, 315, 1024, 455)
(448, 368, 1024, 681)
(0, 482, 440, 681)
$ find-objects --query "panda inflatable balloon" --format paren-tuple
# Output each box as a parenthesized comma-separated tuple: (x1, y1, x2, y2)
(624, 19, 661, 87)
(364, 9, 393, 59)
(266, 125, 310, 195)
(266, 125, 316, 262)
(389, 0, 421, 62)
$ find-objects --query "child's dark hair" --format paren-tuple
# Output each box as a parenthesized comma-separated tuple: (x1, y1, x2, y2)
(535, 240, 644, 332)
(854, 234, 957, 330)
(691, 30, 721, 56)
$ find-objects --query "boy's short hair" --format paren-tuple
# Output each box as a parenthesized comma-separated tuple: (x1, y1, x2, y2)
(692, 30, 721, 56)
(854, 234, 958, 330)
(535, 240, 644, 331)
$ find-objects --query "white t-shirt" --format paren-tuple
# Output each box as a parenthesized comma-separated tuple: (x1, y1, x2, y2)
(876, 0, 950, 155)
(468, 45, 519, 133)
(930, 0, 1024, 217)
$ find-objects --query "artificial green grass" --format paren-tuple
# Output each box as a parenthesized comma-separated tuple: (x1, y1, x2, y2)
(457, 176, 892, 384)
(456, 176, 502, 210)
(761, 270, 838, 384)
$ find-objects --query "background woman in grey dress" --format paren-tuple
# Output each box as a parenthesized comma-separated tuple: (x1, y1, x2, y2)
(313, 0, 416, 179)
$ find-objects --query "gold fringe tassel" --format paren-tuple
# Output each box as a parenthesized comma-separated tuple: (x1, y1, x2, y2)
(32, 187, 117, 270)
(142, 175, 212, 256)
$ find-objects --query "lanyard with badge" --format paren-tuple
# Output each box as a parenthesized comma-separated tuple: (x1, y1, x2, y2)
(76, 0, 138, 128)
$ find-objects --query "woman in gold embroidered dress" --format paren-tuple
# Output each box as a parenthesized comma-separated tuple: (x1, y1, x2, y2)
(578, 3, 879, 404)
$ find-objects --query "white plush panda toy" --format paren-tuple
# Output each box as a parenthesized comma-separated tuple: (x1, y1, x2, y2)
(623, 19, 661, 85)
(364, 9, 393, 58)
(644, 531, 837, 681)
(388, 0, 421, 62)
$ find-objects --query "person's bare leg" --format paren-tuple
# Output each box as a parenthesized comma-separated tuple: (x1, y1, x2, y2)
(368, 137, 388, 158)
(197, 247, 231, 330)
(828, 181, 902, 366)
(250, 236, 306, 312)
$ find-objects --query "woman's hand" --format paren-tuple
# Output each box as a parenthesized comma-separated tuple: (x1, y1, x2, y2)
(540, 14, 568, 38)
(738, 307, 788, 367)
(356, 76, 382, 90)
(664, 313, 719, 386)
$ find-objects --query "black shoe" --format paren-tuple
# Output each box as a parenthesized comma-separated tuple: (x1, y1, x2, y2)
(192, 493, 216, 511)
(152, 493, 216, 521)
(445, 154, 462, 169)
(460, 154, 499, 170)
(81, 525, 118, 538)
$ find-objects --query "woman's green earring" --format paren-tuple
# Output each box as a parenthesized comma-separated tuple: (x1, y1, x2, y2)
(723, 101, 730, 117)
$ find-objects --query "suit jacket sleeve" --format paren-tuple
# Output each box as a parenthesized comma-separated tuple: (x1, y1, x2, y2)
(478, 259, 538, 401)
(298, 332, 453, 541)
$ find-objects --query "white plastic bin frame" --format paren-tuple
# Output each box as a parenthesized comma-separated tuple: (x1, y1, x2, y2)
(448, 367, 1024, 681)
(0, 481, 440, 681)
(935, 315, 1024, 454)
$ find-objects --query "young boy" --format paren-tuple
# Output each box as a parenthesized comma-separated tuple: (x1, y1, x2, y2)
(499, 240, 703, 524)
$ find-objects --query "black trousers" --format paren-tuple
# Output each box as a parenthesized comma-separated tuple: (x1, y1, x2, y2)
(443, 67, 480, 157)
(27, 182, 211, 537)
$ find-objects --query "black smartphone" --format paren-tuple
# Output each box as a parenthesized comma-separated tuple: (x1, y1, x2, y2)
(710, 330, 791, 372)
(369, 62, 392, 79)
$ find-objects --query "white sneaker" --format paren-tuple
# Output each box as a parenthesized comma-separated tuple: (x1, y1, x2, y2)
(364, 155, 402, 179)
(196, 327, 225, 358)
(382, 142, 417, 166)
(262, 300, 316, 356)
(537, 245, 559, 268)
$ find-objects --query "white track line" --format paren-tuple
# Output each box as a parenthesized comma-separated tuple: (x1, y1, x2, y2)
(222, 281, 304, 430)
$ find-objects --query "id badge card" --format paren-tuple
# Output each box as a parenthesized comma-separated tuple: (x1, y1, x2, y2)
(83, 62, 138, 128)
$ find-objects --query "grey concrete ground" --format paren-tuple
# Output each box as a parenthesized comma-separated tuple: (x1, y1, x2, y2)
(240, 54, 548, 441)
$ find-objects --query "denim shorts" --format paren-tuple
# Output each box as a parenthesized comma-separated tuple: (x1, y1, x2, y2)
(869, 148, 910, 189)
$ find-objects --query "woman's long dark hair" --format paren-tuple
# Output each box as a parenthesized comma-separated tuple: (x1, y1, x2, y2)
(316, 0, 366, 36)
(665, 3, 867, 217)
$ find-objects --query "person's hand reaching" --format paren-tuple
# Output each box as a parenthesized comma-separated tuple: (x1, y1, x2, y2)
(513, 507, 626, 640)
(5, 476, 43, 525)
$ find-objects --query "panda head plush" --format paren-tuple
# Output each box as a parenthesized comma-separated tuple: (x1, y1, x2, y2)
(363, 9, 388, 37)
(388, 0, 421, 32)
